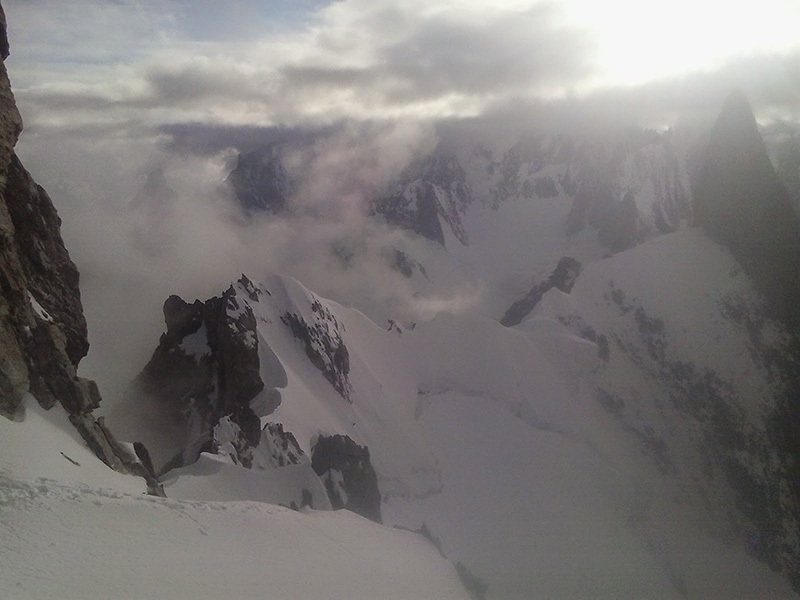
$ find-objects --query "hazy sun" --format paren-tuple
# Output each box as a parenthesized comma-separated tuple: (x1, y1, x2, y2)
(562, 0, 800, 86)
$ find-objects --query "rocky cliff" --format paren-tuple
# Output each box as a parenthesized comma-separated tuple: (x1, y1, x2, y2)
(227, 143, 289, 214)
(311, 434, 382, 523)
(0, 2, 161, 494)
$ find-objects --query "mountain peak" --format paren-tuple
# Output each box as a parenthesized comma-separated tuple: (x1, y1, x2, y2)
(706, 89, 765, 161)
(694, 90, 800, 324)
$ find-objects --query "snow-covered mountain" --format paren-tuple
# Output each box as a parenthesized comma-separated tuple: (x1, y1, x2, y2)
(104, 89, 800, 598)
(108, 223, 799, 597)
(0, 6, 470, 598)
(227, 123, 692, 255)
(3, 0, 800, 595)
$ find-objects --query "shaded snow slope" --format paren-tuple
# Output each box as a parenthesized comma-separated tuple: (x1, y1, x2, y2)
(0, 396, 469, 600)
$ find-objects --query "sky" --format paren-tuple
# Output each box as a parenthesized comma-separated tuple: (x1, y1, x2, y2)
(2, 0, 800, 398)
(5, 0, 800, 134)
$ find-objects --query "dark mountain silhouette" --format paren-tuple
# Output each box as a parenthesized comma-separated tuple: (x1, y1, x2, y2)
(693, 90, 800, 326)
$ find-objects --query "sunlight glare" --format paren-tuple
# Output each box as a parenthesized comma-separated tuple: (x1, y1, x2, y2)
(561, 0, 800, 86)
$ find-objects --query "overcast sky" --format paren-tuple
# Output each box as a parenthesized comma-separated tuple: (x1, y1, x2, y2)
(5, 0, 800, 140)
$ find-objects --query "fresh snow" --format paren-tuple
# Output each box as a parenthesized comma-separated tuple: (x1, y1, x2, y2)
(0, 397, 469, 600)
(178, 322, 211, 362)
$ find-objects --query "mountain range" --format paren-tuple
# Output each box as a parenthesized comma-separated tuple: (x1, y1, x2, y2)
(2, 2, 800, 598)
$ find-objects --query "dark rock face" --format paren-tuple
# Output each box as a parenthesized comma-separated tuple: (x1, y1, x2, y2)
(5, 148, 89, 367)
(0, 4, 8, 60)
(227, 144, 289, 214)
(281, 298, 352, 402)
(500, 257, 582, 327)
(211, 415, 312, 472)
(385, 247, 428, 279)
(691, 91, 800, 591)
(130, 276, 266, 473)
(694, 90, 800, 325)
(0, 6, 161, 494)
(372, 153, 471, 246)
(311, 434, 382, 523)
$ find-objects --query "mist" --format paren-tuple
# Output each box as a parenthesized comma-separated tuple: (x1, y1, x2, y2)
(13, 114, 491, 406)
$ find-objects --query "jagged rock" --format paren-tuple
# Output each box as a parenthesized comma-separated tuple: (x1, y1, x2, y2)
(282, 301, 351, 402)
(383, 247, 429, 280)
(691, 91, 800, 589)
(373, 179, 445, 245)
(211, 287, 264, 414)
(0, 4, 8, 61)
(133, 441, 157, 479)
(259, 423, 305, 467)
(226, 140, 472, 247)
(215, 419, 306, 470)
(5, 155, 89, 366)
(500, 257, 582, 327)
(490, 131, 689, 251)
(128, 277, 266, 473)
(694, 90, 800, 326)
(311, 434, 382, 523)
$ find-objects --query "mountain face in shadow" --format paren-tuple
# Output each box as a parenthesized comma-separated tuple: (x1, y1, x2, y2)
(693, 90, 800, 326)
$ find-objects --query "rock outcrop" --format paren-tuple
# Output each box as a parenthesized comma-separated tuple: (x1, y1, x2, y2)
(485, 130, 691, 251)
(311, 434, 382, 523)
(500, 257, 582, 327)
(126, 276, 266, 473)
(0, 3, 161, 495)
(226, 140, 472, 247)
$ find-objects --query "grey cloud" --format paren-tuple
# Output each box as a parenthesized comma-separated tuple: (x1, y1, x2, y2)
(379, 5, 594, 99)
(144, 63, 269, 105)
(277, 3, 595, 109)
(281, 65, 377, 90)
(444, 50, 800, 140)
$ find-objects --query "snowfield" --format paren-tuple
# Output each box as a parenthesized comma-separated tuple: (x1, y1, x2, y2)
(0, 397, 469, 600)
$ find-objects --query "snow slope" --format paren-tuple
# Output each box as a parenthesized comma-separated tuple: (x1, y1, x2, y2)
(0, 396, 469, 600)
(117, 225, 798, 599)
